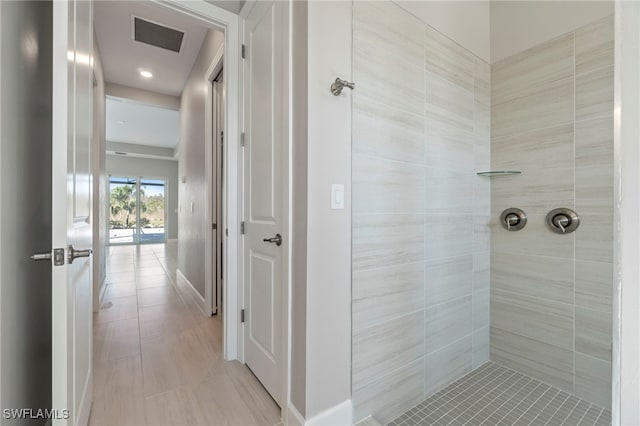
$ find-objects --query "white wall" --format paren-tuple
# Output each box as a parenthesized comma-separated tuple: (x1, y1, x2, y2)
(93, 34, 108, 310)
(178, 29, 224, 296)
(491, 0, 613, 63)
(106, 155, 179, 240)
(394, 0, 490, 62)
(304, 0, 353, 420)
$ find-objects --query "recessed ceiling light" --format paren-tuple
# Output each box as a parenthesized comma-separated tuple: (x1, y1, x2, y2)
(139, 70, 153, 78)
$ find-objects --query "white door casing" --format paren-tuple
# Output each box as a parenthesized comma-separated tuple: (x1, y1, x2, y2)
(52, 1, 94, 425)
(243, 0, 288, 407)
(215, 73, 224, 316)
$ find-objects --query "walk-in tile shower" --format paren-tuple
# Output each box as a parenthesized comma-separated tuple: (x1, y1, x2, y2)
(351, 2, 613, 425)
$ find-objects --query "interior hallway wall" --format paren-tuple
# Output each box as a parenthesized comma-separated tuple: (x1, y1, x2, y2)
(106, 155, 179, 240)
(92, 35, 107, 310)
(178, 29, 224, 296)
(351, 2, 491, 422)
(490, 14, 614, 408)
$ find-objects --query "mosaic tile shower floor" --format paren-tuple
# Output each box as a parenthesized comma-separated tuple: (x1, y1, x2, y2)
(388, 362, 611, 426)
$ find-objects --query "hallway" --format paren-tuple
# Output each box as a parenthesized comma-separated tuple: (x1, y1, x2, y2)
(90, 242, 280, 426)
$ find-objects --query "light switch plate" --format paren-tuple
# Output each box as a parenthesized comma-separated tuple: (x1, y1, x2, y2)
(331, 184, 345, 209)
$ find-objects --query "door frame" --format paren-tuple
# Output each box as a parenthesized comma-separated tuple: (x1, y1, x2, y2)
(155, 0, 243, 362)
(204, 45, 224, 318)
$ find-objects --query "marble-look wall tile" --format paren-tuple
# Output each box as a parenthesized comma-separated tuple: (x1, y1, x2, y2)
(575, 115, 613, 169)
(574, 352, 612, 409)
(353, 262, 425, 331)
(425, 120, 474, 172)
(353, 214, 424, 271)
(490, 13, 614, 409)
(425, 214, 474, 260)
(472, 326, 490, 368)
(474, 58, 491, 107)
(474, 175, 491, 216)
(576, 165, 613, 215)
(352, 358, 425, 424)
(353, 2, 492, 418)
(575, 306, 612, 362)
(474, 100, 491, 143)
(575, 260, 613, 313)
(576, 65, 614, 122)
(491, 289, 573, 350)
(490, 327, 574, 393)
(426, 72, 474, 130)
(575, 14, 614, 74)
(353, 311, 424, 390)
(491, 167, 574, 213)
(425, 255, 472, 307)
(473, 289, 490, 330)
(425, 167, 474, 214)
(492, 76, 574, 139)
(492, 33, 574, 105)
(353, 0, 425, 165)
(490, 213, 574, 259)
(491, 253, 573, 304)
(575, 214, 613, 262)
(425, 26, 475, 92)
(425, 296, 472, 351)
(425, 335, 473, 396)
(492, 124, 573, 171)
(473, 251, 490, 292)
(353, 155, 425, 214)
(473, 215, 491, 253)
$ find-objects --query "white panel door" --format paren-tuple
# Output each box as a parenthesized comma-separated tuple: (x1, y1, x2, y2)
(243, 0, 287, 406)
(52, 1, 94, 425)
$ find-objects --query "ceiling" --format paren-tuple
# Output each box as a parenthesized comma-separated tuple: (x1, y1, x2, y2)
(106, 97, 179, 148)
(95, 1, 211, 96)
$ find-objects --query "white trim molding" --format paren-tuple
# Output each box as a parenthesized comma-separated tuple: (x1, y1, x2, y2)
(287, 400, 353, 426)
(613, 1, 640, 424)
(176, 268, 209, 317)
(286, 404, 305, 426)
(204, 43, 224, 324)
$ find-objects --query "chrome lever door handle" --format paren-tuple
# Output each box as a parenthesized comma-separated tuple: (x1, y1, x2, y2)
(30, 252, 52, 261)
(68, 245, 92, 264)
(263, 234, 283, 246)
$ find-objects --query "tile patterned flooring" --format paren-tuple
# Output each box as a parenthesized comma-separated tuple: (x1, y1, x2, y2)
(388, 362, 611, 426)
(89, 242, 281, 426)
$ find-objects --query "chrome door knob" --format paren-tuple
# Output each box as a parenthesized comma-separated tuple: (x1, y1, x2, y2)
(263, 234, 283, 246)
(67, 245, 92, 264)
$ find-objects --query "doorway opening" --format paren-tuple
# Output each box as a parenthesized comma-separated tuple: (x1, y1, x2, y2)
(108, 176, 167, 245)
(90, 1, 281, 424)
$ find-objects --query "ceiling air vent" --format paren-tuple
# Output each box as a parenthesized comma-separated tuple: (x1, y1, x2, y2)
(114, 152, 127, 156)
(134, 17, 184, 53)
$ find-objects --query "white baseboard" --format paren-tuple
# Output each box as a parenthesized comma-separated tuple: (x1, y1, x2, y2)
(288, 400, 352, 426)
(287, 403, 305, 426)
(176, 268, 209, 316)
